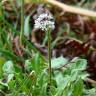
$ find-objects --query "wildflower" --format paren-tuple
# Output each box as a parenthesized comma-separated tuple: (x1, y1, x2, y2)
(34, 13, 55, 31)
(34, 13, 55, 85)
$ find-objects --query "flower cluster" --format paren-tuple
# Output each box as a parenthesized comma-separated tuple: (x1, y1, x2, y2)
(34, 13, 55, 31)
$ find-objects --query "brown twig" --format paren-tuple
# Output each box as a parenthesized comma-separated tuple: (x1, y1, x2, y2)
(45, 0, 96, 17)
(86, 78, 96, 84)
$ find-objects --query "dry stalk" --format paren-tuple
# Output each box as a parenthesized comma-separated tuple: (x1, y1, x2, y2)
(45, 0, 96, 17)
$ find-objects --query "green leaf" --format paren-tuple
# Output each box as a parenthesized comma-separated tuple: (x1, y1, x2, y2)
(71, 58, 87, 71)
(25, 53, 44, 75)
(51, 56, 68, 68)
(24, 15, 31, 37)
(0, 81, 8, 87)
(40, 83, 48, 96)
(55, 71, 70, 89)
(70, 71, 78, 81)
(72, 79, 83, 96)
(7, 74, 14, 83)
(3, 61, 15, 74)
(25, 60, 32, 71)
(0, 49, 23, 62)
(0, 57, 6, 78)
(80, 73, 89, 80)
(8, 80, 15, 91)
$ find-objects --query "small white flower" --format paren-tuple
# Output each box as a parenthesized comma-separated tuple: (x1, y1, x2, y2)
(34, 13, 55, 31)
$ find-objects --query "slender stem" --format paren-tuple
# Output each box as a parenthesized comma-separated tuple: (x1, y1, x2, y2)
(48, 29, 52, 85)
(20, 0, 24, 45)
(42, 32, 48, 46)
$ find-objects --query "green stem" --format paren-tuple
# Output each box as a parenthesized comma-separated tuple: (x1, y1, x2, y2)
(42, 32, 48, 46)
(48, 30, 52, 85)
(20, 0, 24, 45)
